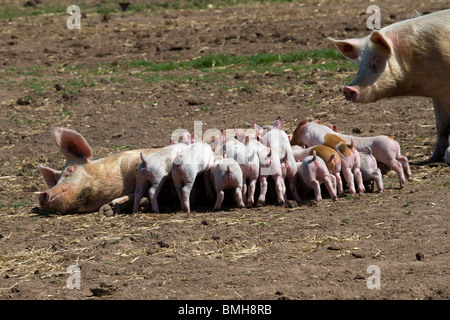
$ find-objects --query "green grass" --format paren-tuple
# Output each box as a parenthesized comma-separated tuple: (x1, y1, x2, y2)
(0, 0, 299, 20)
(125, 49, 352, 73)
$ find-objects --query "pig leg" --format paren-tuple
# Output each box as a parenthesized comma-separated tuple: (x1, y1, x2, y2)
(334, 172, 344, 196)
(385, 159, 406, 188)
(257, 176, 268, 206)
(274, 176, 286, 206)
(323, 176, 337, 201)
(288, 177, 302, 202)
(148, 176, 167, 213)
(234, 187, 245, 208)
(341, 167, 356, 194)
(310, 179, 322, 202)
(172, 173, 185, 211)
(247, 178, 257, 208)
(181, 182, 194, 212)
(213, 189, 225, 211)
(101, 193, 134, 215)
(241, 175, 248, 205)
(329, 174, 337, 195)
(353, 168, 365, 194)
(373, 169, 384, 193)
(430, 100, 450, 162)
(133, 169, 149, 213)
(396, 155, 412, 181)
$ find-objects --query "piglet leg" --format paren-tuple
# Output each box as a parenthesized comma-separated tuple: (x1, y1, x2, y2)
(214, 190, 225, 211)
(257, 176, 268, 206)
(234, 187, 245, 208)
(149, 176, 167, 213)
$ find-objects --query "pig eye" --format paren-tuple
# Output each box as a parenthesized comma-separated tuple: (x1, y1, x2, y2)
(369, 57, 380, 73)
(65, 167, 75, 175)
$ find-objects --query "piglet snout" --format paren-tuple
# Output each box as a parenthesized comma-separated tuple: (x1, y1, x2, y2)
(343, 86, 358, 102)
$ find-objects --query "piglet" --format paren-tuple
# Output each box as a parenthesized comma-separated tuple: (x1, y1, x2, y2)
(297, 151, 337, 202)
(329, 124, 410, 188)
(236, 129, 286, 206)
(225, 137, 259, 207)
(133, 140, 189, 213)
(293, 144, 343, 196)
(256, 116, 301, 203)
(258, 147, 286, 206)
(171, 141, 214, 212)
(292, 119, 365, 195)
(38, 127, 157, 214)
(359, 147, 384, 193)
(209, 156, 245, 210)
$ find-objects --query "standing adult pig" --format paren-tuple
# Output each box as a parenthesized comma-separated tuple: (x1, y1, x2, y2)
(38, 127, 157, 214)
(330, 9, 450, 162)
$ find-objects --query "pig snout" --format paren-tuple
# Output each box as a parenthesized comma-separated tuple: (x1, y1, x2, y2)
(343, 86, 358, 102)
(38, 184, 73, 211)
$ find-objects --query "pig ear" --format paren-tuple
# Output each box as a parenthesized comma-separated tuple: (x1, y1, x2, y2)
(253, 122, 261, 134)
(329, 37, 362, 61)
(52, 127, 93, 163)
(272, 116, 283, 129)
(369, 31, 392, 55)
(38, 165, 62, 188)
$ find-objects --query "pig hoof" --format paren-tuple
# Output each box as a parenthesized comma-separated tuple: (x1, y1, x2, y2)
(285, 200, 298, 208)
(256, 200, 265, 207)
(99, 204, 114, 217)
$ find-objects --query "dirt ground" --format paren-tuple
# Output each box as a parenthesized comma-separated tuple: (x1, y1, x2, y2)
(0, 0, 449, 300)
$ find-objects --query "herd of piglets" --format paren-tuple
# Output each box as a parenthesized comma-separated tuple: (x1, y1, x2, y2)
(38, 116, 416, 214)
(38, 9, 450, 214)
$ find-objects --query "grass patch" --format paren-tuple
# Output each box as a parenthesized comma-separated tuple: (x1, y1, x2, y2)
(0, 0, 299, 20)
(125, 49, 353, 75)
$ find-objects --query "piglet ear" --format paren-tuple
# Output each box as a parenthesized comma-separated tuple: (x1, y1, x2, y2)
(38, 165, 62, 188)
(329, 37, 363, 61)
(272, 116, 283, 129)
(52, 127, 93, 164)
